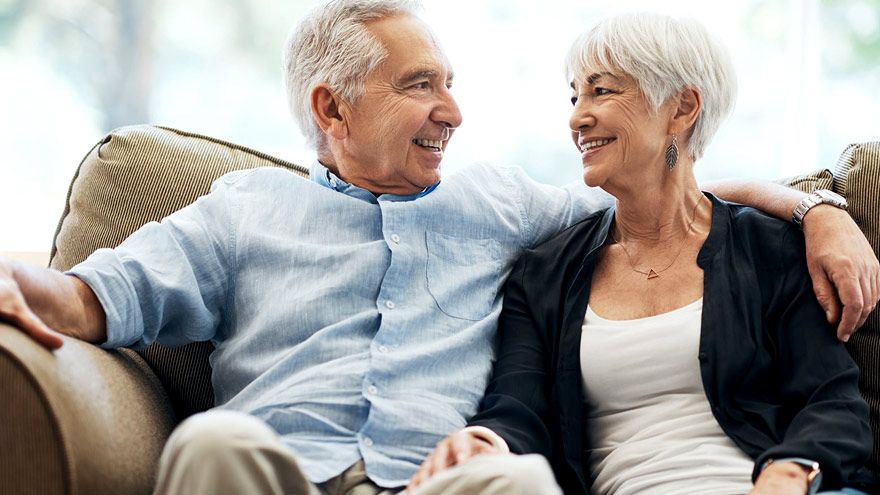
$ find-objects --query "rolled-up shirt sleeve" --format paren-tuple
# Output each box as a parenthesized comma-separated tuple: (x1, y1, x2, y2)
(68, 171, 248, 349)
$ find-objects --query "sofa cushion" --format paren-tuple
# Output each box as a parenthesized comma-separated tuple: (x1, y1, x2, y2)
(778, 168, 835, 194)
(50, 125, 308, 419)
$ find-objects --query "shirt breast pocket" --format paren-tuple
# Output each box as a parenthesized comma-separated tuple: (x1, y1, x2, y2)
(425, 231, 503, 321)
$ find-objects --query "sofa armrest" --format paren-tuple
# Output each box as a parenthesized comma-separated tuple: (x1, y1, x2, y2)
(0, 323, 176, 495)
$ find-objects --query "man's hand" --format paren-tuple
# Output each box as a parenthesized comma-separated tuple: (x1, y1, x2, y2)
(802, 205, 880, 341)
(407, 430, 502, 491)
(0, 258, 64, 349)
(748, 461, 810, 495)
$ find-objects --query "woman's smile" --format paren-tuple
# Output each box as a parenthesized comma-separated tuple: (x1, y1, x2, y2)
(580, 137, 616, 161)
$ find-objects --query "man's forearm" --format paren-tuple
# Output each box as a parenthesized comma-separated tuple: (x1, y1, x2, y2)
(10, 260, 107, 343)
(705, 178, 880, 340)
(703, 179, 805, 221)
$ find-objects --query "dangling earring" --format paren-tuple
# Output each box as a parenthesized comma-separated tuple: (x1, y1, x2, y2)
(665, 133, 679, 170)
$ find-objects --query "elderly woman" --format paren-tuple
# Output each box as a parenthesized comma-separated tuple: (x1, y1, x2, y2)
(409, 13, 875, 495)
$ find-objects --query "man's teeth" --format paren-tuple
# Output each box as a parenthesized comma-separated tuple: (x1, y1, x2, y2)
(413, 138, 443, 150)
(582, 138, 614, 152)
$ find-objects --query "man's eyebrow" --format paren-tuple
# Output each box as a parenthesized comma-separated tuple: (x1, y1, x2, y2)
(398, 69, 438, 86)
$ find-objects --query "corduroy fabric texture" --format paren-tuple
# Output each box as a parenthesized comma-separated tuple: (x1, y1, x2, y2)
(0, 125, 309, 495)
(0, 323, 177, 495)
(0, 335, 66, 495)
(778, 168, 835, 194)
(781, 154, 880, 476)
(50, 125, 308, 420)
(833, 142, 880, 474)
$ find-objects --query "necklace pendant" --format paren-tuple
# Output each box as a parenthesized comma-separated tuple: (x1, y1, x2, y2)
(646, 269, 659, 280)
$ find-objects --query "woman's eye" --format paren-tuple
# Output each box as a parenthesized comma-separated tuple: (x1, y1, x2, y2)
(594, 87, 612, 96)
(412, 82, 430, 90)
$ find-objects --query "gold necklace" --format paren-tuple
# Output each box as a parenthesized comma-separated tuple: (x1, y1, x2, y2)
(612, 194, 705, 280)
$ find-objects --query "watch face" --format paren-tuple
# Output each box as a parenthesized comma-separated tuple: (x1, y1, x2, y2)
(816, 189, 847, 206)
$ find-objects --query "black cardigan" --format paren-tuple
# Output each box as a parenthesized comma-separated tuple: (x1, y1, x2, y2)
(469, 194, 873, 494)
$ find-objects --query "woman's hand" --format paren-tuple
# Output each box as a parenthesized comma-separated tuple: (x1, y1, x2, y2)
(803, 205, 880, 341)
(748, 461, 810, 495)
(406, 429, 503, 491)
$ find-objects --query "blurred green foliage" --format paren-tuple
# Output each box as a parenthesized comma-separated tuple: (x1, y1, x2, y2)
(820, 0, 880, 75)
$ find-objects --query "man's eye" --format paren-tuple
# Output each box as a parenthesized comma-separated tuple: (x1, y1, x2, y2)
(411, 82, 430, 90)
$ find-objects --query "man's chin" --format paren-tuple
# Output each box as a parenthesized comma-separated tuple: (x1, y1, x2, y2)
(582, 169, 604, 189)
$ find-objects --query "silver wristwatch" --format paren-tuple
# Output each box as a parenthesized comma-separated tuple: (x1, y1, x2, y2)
(792, 189, 848, 228)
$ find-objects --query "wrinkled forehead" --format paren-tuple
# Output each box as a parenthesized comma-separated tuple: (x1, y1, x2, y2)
(426, 28, 454, 74)
(420, 27, 454, 77)
(368, 14, 454, 80)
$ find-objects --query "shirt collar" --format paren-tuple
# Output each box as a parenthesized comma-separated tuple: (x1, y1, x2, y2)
(309, 160, 440, 203)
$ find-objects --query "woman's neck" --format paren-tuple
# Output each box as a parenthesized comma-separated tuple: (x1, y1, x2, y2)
(610, 174, 706, 244)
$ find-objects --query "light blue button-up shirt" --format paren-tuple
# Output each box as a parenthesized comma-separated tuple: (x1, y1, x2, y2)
(70, 161, 608, 487)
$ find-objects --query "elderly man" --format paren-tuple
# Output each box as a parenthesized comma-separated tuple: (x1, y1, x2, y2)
(0, 1, 877, 494)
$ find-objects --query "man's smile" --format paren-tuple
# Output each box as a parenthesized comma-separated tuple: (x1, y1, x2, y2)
(412, 138, 444, 151)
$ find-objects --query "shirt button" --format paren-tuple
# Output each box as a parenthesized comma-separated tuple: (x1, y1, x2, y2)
(385, 300, 395, 309)
(390, 234, 401, 244)
(363, 436, 374, 447)
(367, 385, 378, 395)
(378, 345, 389, 353)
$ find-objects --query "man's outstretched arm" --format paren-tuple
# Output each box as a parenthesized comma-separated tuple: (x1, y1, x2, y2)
(706, 179, 879, 341)
(0, 257, 106, 349)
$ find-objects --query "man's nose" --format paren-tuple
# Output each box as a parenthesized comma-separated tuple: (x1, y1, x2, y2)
(434, 87, 463, 129)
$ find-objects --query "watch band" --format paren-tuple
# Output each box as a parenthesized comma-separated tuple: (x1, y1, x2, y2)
(792, 189, 848, 228)
(762, 457, 823, 494)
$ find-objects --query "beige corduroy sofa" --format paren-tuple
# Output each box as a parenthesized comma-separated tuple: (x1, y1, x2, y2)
(0, 125, 878, 495)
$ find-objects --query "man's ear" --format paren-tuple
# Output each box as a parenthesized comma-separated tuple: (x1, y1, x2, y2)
(310, 83, 348, 140)
(669, 86, 702, 137)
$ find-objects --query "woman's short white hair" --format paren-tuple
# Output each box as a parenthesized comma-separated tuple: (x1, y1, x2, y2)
(565, 13, 737, 160)
(283, 0, 421, 150)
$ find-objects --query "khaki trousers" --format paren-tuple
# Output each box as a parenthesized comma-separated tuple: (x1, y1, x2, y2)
(154, 410, 562, 495)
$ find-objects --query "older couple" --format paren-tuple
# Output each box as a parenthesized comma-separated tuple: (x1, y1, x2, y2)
(0, 1, 877, 494)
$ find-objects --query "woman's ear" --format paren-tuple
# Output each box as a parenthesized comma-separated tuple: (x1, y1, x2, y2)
(670, 86, 702, 136)
(310, 83, 348, 140)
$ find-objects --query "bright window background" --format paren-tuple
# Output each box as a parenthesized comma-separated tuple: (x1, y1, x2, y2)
(1, 0, 878, 255)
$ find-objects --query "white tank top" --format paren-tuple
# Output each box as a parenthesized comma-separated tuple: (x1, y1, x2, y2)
(580, 298, 754, 495)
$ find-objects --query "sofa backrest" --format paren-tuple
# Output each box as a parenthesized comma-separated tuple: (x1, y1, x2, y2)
(833, 142, 880, 474)
(50, 125, 308, 420)
(782, 143, 880, 475)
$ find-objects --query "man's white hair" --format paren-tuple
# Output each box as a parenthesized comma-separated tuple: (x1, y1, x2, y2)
(565, 12, 737, 160)
(283, 0, 422, 150)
